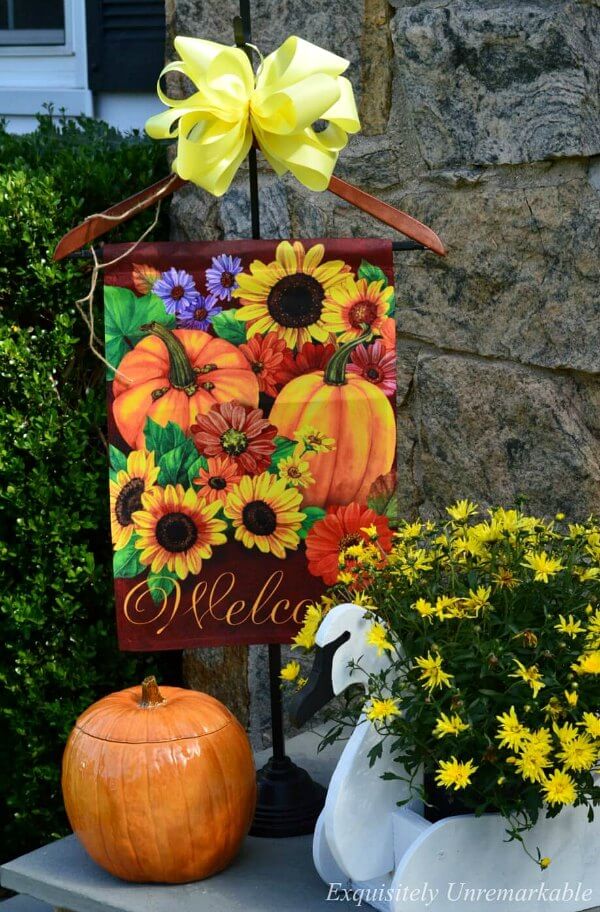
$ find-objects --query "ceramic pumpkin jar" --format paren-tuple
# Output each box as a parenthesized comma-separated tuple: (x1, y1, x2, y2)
(270, 329, 395, 507)
(112, 322, 260, 448)
(62, 677, 256, 884)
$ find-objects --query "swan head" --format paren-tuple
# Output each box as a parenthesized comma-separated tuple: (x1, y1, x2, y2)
(290, 602, 392, 727)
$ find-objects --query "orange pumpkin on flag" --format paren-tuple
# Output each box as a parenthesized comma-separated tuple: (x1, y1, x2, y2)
(270, 329, 395, 507)
(62, 677, 256, 883)
(112, 323, 259, 448)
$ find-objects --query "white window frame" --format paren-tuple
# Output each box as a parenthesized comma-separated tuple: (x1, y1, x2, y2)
(0, 0, 73, 57)
(0, 0, 92, 118)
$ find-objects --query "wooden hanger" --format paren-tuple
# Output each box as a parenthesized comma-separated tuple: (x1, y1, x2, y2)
(53, 170, 446, 262)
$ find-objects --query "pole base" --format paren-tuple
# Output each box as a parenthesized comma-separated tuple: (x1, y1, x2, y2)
(249, 755, 326, 838)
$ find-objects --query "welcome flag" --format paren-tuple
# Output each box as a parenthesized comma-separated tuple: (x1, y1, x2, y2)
(103, 239, 396, 650)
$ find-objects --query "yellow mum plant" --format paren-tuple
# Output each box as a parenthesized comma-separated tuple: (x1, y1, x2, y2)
(292, 502, 600, 865)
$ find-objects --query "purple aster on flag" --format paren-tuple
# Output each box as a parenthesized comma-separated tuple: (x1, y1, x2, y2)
(205, 254, 243, 303)
(176, 294, 222, 331)
(153, 267, 200, 314)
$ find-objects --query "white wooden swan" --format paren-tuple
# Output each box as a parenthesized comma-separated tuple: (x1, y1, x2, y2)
(291, 603, 600, 912)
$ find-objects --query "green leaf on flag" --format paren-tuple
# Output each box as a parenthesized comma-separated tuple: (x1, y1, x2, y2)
(113, 537, 144, 578)
(212, 309, 247, 346)
(104, 286, 175, 379)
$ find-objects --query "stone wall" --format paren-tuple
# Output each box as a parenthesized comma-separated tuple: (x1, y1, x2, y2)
(166, 0, 600, 743)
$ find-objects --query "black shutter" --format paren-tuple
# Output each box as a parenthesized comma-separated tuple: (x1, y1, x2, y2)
(86, 0, 165, 92)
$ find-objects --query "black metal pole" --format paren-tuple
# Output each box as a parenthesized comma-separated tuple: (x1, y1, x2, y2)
(236, 0, 260, 240)
(235, 0, 285, 767)
(268, 643, 286, 762)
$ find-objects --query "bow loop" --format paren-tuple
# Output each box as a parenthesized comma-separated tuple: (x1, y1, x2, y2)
(145, 34, 360, 196)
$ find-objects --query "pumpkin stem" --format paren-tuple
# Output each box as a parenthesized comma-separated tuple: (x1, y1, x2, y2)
(140, 675, 166, 708)
(324, 325, 373, 386)
(140, 322, 197, 397)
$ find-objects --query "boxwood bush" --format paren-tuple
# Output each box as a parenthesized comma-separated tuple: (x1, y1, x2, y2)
(0, 113, 179, 860)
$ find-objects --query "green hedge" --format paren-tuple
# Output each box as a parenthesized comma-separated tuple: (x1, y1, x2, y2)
(0, 113, 178, 860)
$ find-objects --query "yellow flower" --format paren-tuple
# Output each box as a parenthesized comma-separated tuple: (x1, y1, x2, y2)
(585, 609, 600, 647)
(413, 597, 437, 619)
(224, 471, 305, 558)
(435, 757, 478, 791)
(435, 595, 462, 619)
(574, 566, 600, 582)
(572, 651, 600, 675)
(350, 591, 377, 608)
(564, 689, 579, 707)
(292, 604, 323, 650)
(396, 520, 423, 539)
(132, 484, 227, 580)
(496, 706, 529, 750)
(361, 523, 380, 540)
(446, 499, 478, 522)
(280, 660, 301, 682)
(415, 651, 453, 692)
(521, 550, 563, 582)
(463, 586, 492, 615)
(366, 623, 394, 656)
(471, 519, 504, 544)
(510, 741, 551, 783)
(491, 567, 520, 589)
(321, 275, 393, 343)
(233, 240, 349, 347)
(293, 426, 336, 453)
(554, 614, 584, 638)
(580, 712, 600, 739)
(337, 571, 355, 585)
(543, 697, 563, 721)
(556, 734, 598, 771)
(527, 727, 553, 753)
(542, 769, 577, 805)
(433, 713, 469, 739)
(110, 449, 160, 550)
(366, 697, 401, 723)
(277, 454, 315, 489)
(540, 857, 551, 870)
(510, 659, 545, 698)
(553, 722, 578, 744)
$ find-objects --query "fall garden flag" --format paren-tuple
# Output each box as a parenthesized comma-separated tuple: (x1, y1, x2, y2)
(104, 239, 397, 649)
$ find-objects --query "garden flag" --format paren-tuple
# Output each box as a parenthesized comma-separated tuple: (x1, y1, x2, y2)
(104, 239, 397, 650)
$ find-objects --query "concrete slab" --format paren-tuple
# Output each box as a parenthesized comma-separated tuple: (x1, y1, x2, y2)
(1, 832, 334, 912)
(0, 895, 52, 912)
(0, 730, 344, 912)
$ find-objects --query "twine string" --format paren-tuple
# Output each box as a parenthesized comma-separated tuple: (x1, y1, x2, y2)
(74, 172, 178, 381)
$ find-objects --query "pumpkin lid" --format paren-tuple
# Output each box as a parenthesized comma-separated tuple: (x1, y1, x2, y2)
(75, 681, 236, 743)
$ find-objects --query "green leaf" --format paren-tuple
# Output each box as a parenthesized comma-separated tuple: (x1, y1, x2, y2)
(146, 570, 179, 604)
(187, 454, 208, 486)
(104, 287, 175, 379)
(144, 418, 187, 459)
(366, 470, 397, 521)
(268, 435, 297, 473)
(298, 506, 326, 540)
(109, 444, 128, 474)
(358, 259, 389, 288)
(212, 309, 247, 345)
(113, 538, 144, 579)
(357, 260, 395, 315)
(157, 440, 200, 487)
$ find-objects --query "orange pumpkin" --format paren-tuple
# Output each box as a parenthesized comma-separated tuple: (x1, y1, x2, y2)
(62, 677, 256, 884)
(270, 330, 395, 507)
(112, 322, 259, 448)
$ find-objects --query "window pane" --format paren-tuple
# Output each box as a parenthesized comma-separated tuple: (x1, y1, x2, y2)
(0, 0, 65, 45)
(14, 0, 64, 30)
(0, 0, 65, 29)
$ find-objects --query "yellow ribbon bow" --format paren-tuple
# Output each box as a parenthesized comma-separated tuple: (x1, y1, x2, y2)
(145, 35, 360, 197)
